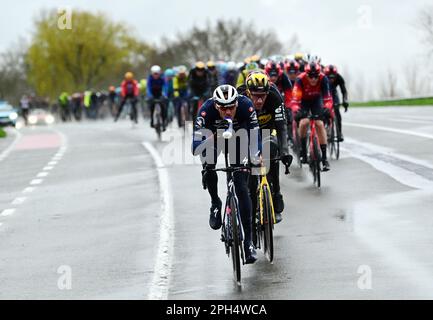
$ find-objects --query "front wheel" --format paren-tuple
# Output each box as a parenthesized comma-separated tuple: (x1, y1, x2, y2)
(262, 185, 274, 262)
(312, 137, 321, 188)
(229, 197, 242, 284)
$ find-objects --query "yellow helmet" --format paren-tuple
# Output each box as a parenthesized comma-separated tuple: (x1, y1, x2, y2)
(207, 60, 215, 68)
(246, 71, 270, 93)
(250, 54, 261, 63)
(125, 72, 134, 80)
(244, 57, 251, 64)
(195, 61, 206, 69)
(294, 52, 304, 60)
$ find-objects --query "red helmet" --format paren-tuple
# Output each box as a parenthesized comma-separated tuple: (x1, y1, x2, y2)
(284, 60, 300, 74)
(305, 62, 321, 78)
(324, 65, 338, 77)
(265, 61, 282, 78)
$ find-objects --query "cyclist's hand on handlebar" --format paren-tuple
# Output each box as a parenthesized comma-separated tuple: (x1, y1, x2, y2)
(343, 102, 349, 112)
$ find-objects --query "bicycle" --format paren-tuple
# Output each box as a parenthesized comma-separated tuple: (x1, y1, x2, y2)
(327, 105, 339, 160)
(201, 120, 248, 284)
(152, 98, 164, 141)
(252, 158, 290, 263)
(306, 114, 322, 188)
(189, 95, 206, 120)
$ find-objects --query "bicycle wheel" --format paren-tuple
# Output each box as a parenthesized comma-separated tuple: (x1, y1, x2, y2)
(329, 122, 336, 159)
(154, 104, 162, 141)
(293, 123, 302, 168)
(229, 197, 242, 284)
(262, 185, 274, 262)
(334, 118, 340, 160)
(312, 137, 321, 188)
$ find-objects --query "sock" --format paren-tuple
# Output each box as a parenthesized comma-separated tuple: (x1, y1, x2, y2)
(321, 144, 327, 161)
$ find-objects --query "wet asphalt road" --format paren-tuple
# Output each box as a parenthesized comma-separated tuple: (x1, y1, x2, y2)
(1, 106, 433, 299)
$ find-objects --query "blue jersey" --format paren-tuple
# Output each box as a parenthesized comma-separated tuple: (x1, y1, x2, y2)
(192, 95, 261, 160)
(147, 75, 166, 99)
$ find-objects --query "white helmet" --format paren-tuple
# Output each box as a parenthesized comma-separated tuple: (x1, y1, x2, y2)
(311, 53, 321, 64)
(151, 65, 161, 74)
(213, 85, 238, 107)
(227, 61, 237, 71)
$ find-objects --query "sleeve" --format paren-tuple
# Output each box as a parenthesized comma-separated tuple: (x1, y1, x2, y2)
(146, 76, 153, 98)
(134, 80, 140, 97)
(236, 71, 246, 87)
(173, 77, 180, 97)
(273, 92, 289, 156)
(290, 78, 303, 109)
(121, 81, 127, 98)
(337, 74, 348, 102)
(321, 76, 333, 110)
(191, 102, 215, 156)
(244, 99, 262, 158)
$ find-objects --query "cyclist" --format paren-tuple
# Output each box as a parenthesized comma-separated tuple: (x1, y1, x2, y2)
(173, 65, 189, 126)
(324, 65, 349, 142)
(108, 86, 117, 117)
(223, 61, 239, 87)
(20, 95, 30, 125)
(236, 61, 260, 87)
(264, 60, 293, 107)
(188, 61, 210, 118)
(147, 65, 167, 130)
(291, 62, 333, 171)
(284, 60, 301, 142)
(58, 92, 71, 122)
(294, 52, 306, 72)
(238, 71, 292, 223)
(250, 54, 265, 69)
(138, 78, 147, 117)
(192, 84, 261, 264)
(207, 61, 219, 93)
(114, 72, 139, 123)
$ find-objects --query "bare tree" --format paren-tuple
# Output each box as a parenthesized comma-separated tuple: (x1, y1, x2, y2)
(404, 61, 429, 96)
(156, 18, 294, 67)
(379, 69, 399, 99)
(415, 5, 433, 56)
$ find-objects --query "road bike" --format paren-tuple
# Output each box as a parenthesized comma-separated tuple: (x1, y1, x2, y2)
(201, 119, 247, 284)
(306, 114, 322, 188)
(152, 98, 164, 141)
(252, 158, 290, 263)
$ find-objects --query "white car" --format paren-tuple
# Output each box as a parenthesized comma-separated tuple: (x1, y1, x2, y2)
(28, 108, 55, 125)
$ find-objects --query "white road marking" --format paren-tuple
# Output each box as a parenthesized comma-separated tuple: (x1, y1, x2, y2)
(48, 161, 57, 166)
(11, 197, 26, 205)
(143, 142, 174, 300)
(37, 172, 49, 178)
(0, 130, 22, 162)
(30, 179, 43, 185)
(43, 166, 54, 171)
(345, 122, 433, 140)
(23, 187, 35, 194)
(1, 209, 15, 217)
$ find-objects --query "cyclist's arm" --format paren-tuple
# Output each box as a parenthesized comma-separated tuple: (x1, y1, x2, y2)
(272, 91, 289, 156)
(146, 77, 154, 99)
(191, 101, 215, 156)
(290, 78, 303, 110)
(321, 76, 334, 110)
(337, 74, 348, 103)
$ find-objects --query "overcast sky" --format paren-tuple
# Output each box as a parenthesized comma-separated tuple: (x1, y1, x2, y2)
(0, 0, 431, 98)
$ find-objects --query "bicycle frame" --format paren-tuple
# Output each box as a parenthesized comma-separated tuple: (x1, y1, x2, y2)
(258, 166, 276, 225)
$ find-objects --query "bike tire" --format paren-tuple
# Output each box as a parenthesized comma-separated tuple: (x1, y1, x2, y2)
(229, 197, 242, 284)
(262, 185, 274, 262)
(313, 137, 321, 188)
(335, 119, 340, 160)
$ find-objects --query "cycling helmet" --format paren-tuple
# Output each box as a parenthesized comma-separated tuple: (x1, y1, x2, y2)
(177, 65, 187, 75)
(213, 85, 238, 107)
(245, 62, 259, 72)
(250, 54, 261, 63)
(246, 71, 270, 93)
(125, 72, 134, 80)
(109, 86, 116, 92)
(304, 62, 321, 78)
(324, 64, 338, 76)
(150, 65, 161, 74)
(165, 68, 175, 78)
(310, 53, 321, 64)
(265, 61, 282, 77)
(294, 52, 304, 61)
(195, 61, 206, 70)
(227, 61, 237, 71)
(284, 60, 300, 74)
(207, 60, 216, 68)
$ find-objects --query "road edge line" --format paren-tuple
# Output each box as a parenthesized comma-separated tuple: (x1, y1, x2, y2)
(0, 129, 22, 162)
(142, 142, 174, 300)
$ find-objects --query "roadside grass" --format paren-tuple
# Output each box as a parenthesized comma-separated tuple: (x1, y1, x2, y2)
(352, 97, 433, 107)
(0, 127, 7, 138)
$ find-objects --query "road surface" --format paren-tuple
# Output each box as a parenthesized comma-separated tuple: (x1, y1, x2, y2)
(1, 106, 433, 299)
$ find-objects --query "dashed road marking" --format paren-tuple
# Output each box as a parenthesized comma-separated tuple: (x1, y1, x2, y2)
(30, 179, 43, 185)
(43, 166, 54, 171)
(11, 197, 26, 205)
(23, 187, 35, 194)
(48, 161, 57, 166)
(37, 172, 49, 178)
(1, 209, 16, 217)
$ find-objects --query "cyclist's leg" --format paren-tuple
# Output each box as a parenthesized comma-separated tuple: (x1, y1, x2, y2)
(115, 97, 127, 121)
(297, 107, 309, 161)
(233, 170, 254, 251)
(286, 108, 293, 143)
(314, 103, 330, 168)
(149, 100, 155, 127)
(131, 98, 138, 123)
(266, 136, 284, 213)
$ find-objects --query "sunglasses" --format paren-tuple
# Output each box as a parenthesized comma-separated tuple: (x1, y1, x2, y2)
(216, 103, 237, 110)
(308, 74, 319, 79)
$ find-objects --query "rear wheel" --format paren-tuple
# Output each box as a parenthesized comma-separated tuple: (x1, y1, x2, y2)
(229, 197, 241, 284)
